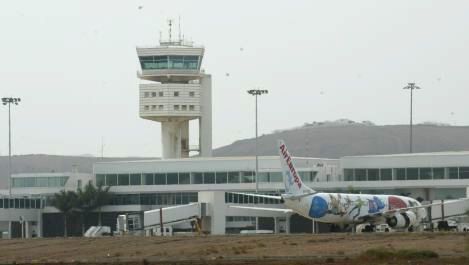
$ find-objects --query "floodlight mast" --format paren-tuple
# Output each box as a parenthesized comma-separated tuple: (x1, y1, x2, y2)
(247, 89, 268, 193)
(2, 97, 21, 239)
(403, 83, 421, 153)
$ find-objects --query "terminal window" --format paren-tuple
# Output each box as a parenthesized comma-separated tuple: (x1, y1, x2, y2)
(159, 91, 164, 97)
(173, 105, 180, 111)
(174, 91, 179, 97)
(181, 105, 187, 111)
(144, 105, 149, 111)
(144, 92, 149, 98)
(158, 105, 164, 110)
(189, 91, 195, 97)
(151, 92, 156, 97)
(189, 105, 195, 111)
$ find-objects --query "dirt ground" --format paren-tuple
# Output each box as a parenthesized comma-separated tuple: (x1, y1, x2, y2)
(0, 233, 468, 265)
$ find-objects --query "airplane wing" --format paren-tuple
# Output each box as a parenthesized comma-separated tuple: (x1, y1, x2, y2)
(229, 205, 293, 213)
(228, 192, 282, 200)
(360, 198, 469, 221)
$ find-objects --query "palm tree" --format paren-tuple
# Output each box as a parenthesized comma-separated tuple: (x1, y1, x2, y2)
(50, 190, 78, 237)
(77, 182, 97, 234)
(77, 183, 111, 232)
(95, 184, 111, 226)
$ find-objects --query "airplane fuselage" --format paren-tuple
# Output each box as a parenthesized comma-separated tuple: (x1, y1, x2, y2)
(284, 192, 426, 225)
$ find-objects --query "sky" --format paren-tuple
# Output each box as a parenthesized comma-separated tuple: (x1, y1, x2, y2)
(0, 0, 468, 157)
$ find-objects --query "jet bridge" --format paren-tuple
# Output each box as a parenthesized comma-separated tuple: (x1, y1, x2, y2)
(430, 198, 469, 220)
(143, 202, 206, 235)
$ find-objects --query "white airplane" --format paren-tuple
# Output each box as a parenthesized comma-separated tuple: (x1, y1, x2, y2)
(231, 140, 467, 232)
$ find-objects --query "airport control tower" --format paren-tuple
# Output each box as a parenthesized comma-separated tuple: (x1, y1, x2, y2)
(137, 22, 212, 159)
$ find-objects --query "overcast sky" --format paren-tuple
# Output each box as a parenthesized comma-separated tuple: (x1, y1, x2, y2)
(0, 0, 468, 157)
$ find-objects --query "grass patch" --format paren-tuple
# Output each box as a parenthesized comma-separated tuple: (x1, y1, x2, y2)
(361, 247, 439, 260)
(231, 246, 248, 255)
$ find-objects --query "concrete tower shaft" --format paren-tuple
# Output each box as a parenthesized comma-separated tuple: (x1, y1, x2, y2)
(137, 40, 212, 159)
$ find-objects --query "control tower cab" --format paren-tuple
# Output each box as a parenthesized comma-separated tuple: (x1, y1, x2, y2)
(137, 29, 212, 159)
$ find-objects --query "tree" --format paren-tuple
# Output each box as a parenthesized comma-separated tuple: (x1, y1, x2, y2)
(77, 182, 111, 232)
(95, 183, 111, 226)
(77, 182, 97, 234)
(50, 190, 78, 237)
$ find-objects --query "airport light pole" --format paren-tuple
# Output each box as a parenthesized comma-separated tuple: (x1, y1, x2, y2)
(247, 89, 268, 193)
(402, 83, 421, 153)
(2, 97, 21, 196)
(2, 97, 21, 239)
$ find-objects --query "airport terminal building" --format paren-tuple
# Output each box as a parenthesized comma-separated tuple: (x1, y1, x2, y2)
(2, 151, 469, 238)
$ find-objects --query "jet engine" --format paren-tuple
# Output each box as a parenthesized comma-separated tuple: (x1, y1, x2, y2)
(386, 211, 418, 229)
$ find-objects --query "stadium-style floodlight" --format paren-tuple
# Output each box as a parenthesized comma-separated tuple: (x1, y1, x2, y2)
(247, 89, 268, 193)
(403, 83, 421, 153)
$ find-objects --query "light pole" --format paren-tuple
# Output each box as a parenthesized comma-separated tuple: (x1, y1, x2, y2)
(402, 83, 421, 153)
(247, 89, 268, 193)
(2, 97, 21, 196)
(2, 97, 20, 239)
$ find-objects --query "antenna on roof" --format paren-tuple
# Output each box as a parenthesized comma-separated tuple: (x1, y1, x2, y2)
(178, 16, 182, 42)
(167, 18, 173, 43)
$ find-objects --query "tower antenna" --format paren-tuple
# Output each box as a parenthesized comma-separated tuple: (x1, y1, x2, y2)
(178, 16, 182, 42)
(167, 19, 173, 43)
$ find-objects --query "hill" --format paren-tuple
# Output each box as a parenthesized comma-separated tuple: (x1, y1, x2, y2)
(213, 122, 469, 158)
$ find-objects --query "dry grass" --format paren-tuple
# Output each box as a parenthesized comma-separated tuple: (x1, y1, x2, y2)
(0, 233, 468, 264)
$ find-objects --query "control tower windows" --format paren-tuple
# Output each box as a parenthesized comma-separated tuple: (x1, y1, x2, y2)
(169, 56, 184, 69)
(183, 56, 199, 69)
(139, 55, 200, 70)
(139, 56, 168, 69)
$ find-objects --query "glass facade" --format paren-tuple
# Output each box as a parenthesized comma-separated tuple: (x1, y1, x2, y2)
(12, 176, 69, 188)
(139, 55, 200, 70)
(95, 170, 316, 186)
(109, 192, 198, 206)
(0, 197, 43, 209)
(343, 166, 469, 181)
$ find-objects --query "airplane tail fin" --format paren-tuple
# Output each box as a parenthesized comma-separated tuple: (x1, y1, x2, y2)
(278, 140, 315, 195)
